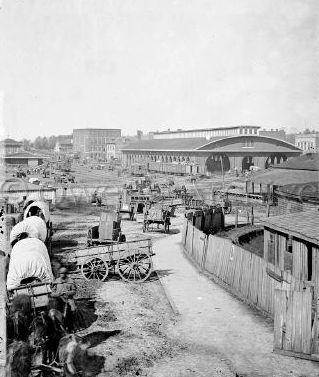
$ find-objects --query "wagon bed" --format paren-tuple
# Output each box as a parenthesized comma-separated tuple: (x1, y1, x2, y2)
(67, 238, 154, 283)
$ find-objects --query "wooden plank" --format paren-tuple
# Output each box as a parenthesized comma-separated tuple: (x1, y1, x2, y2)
(274, 289, 286, 350)
(274, 348, 319, 362)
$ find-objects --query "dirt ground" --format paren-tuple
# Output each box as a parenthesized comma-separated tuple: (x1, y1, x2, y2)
(48, 165, 237, 376)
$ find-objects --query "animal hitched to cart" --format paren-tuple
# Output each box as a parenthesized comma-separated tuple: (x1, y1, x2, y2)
(51, 267, 77, 332)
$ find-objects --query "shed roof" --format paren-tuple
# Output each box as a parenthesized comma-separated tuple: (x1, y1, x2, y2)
(2, 151, 48, 159)
(121, 137, 209, 151)
(272, 153, 319, 171)
(251, 169, 319, 185)
(275, 182, 319, 203)
(260, 211, 319, 245)
(0, 138, 22, 145)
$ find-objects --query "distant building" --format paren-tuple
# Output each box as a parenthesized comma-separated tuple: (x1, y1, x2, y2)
(0, 150, 47, 166)
(121, 134, 301, 175)
(153, 125, 260, 140)
(249, 153, 319, 214)
(54, 135, 73, 155)
(295, 133, 319, 153)
(72, 128, 121, 161)
(259, 128, 287, 141)
(0, 138, 22, 157)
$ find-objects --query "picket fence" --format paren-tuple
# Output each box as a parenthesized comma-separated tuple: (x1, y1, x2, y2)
(182, 219, 283, 316)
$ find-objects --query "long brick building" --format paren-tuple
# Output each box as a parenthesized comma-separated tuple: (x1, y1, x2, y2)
(121, 126, 301, 175)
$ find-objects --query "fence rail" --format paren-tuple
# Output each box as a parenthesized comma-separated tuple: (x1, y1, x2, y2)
(182, 219, 301, 316)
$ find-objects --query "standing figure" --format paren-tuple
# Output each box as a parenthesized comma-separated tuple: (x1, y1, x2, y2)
(51, 267, 77, 332)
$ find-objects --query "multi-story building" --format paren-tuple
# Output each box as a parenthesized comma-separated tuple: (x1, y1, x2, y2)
(0, 138, 22, 157)
(295, 133, 319, 153)
(54, 135, 73, 154)
(73, 128, 121, 161)
(153, 125, 260, 139)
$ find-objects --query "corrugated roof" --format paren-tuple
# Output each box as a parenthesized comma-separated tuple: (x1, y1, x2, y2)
(0, 138, 22, 144)
(276, 182, 319, 202)
(251, 169, 319, 185)
(273, 153, 319, 171)
(121, 137, 209, 151)
(3, 151, 48, 159)
(260, 211, 319, 245)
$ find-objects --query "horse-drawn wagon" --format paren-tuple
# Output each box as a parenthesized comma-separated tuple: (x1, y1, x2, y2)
(143, 203, 171, 233)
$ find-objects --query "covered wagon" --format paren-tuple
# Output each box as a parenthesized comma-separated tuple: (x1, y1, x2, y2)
(10, 216, 47, 247)
(7, 237, 53, 291)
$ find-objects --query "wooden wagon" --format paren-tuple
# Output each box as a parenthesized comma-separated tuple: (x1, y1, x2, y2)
(87, 211, 126, 246)
(7, 282, 52, 315)
(143, 204, 171, 233)
(71, 238, 154, 283)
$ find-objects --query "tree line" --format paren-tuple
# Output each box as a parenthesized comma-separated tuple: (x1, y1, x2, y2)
(22, 136, 60, 151)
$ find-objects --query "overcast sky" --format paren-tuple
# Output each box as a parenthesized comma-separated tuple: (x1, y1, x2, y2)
(0, 0, 318, 140)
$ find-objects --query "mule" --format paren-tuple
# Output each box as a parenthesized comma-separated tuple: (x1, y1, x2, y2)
(6, 340, 32, 377)
(7, 294, 32, 343)
(31, 308, 65, 365)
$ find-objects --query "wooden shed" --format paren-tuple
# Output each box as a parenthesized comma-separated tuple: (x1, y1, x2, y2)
(261, 212, 319, 360)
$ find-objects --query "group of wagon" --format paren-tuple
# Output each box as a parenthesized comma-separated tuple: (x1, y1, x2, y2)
(5, 201, 156, 375)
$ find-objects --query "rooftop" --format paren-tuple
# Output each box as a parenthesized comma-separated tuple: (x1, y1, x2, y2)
(73, 128, 121, 131)
(273, 153, 319, 171)
(275, 182, 319, 203)
(121, 137, 209, 151)
(251, 168, 319, 186)
(260, 211, 319, 245)
(154, 125, 261, 135)
(0, 138, 22, 145)
(2, 151, 49, 159)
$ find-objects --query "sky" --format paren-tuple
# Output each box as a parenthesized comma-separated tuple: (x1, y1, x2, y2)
(0, 0, 318, 140)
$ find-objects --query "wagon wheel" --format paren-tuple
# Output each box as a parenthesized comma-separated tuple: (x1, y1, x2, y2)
(81, 257, 109, 281)
(117, 253, 153, 283)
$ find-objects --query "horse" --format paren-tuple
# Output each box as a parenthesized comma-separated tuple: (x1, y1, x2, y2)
(6, 340, 33, 377)
(58, 334, 105, 377)
(7, 294, 32, 344)
(31, 308, 66, 365)
(48, 296, 75, 333)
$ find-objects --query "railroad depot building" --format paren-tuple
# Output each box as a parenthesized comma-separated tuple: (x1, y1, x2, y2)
(73, 128, 121, 161)
(121, 126, 301, 175)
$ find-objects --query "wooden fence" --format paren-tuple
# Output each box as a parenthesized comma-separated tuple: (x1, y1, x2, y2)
(182, 219, 296, 316)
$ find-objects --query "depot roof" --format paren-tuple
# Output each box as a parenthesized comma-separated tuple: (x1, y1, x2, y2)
(121, 137, 209, 151)
(121, 135, 301, 154)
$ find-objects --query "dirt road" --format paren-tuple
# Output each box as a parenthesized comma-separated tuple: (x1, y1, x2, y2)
(152, 229, 319, 377)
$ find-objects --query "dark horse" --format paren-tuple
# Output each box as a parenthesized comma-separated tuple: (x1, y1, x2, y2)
(48, 296, 75, 333)
(7, 294, 32, 344)
(6, 340, 33, 377)
(32, 308, 66, 365)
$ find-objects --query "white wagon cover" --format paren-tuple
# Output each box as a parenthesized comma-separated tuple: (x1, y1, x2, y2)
(10, 216, 47, 245)
(7, 238, 53, 290)
(24, 200, 50, 223)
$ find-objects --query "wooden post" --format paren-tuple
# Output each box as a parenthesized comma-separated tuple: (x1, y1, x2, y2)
(235, 208, 238, 228)
(0, 200, 6, 374)
(251, 206, 254, 225)
(266, 203, 270, 217)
